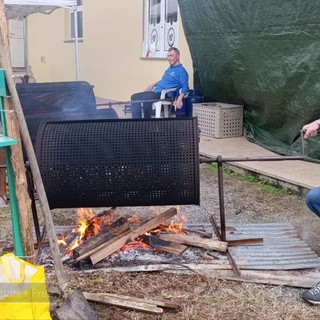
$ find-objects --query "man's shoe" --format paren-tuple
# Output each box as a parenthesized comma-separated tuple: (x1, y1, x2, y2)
(301, 280, 320, 304)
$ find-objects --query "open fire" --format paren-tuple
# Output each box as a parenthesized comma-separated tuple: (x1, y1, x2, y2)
(57, 208, 114, 252)
(56, 207, 198, 263)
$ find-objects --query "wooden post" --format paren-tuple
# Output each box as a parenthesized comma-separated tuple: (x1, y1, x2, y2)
(0, 0, 67, 292)
(0, 8, 34, 263)
(4, 98, 34, 263)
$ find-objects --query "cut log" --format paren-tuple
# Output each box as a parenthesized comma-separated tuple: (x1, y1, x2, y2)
(140, 234, 187, 255)
(159, 233, 228, 252)
(73, 217, 129, 258)
(83, 292, 163, 314)
(76, 207, 177, 264)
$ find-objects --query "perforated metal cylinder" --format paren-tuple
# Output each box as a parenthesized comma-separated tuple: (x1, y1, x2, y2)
(36, 118, 200, 209)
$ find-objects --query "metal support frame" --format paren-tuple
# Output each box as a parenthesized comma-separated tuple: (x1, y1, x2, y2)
(202, 135, 305, 276)
(202, 153, 304, 241)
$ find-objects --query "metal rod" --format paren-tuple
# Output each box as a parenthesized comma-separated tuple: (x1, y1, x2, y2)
(73, 6, 80, 80)
(217, 155, 226, 241)
(25, 163, 41, 244)
(210, 215, 221, 240)
(300, 130, 305, 158)
(210, 216, 241, 277)
(96, 98, 174, 107)
(201, 155, 304, 164)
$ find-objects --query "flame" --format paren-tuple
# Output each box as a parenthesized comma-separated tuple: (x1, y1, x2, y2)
(57, 208, 188, 256)
(57, 208, 113, 251)
(57, 238, 67, 247)
(127, 215, 140, 223)
(150, 215, 188, 234)
(120, 240, 151, 252)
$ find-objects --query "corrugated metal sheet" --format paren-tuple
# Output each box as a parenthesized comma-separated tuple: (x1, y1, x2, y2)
(185, 222, 320, 270)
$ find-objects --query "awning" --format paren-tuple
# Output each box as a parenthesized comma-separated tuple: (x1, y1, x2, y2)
(4, 0, 77, 19)
(4, 0, 80, 80)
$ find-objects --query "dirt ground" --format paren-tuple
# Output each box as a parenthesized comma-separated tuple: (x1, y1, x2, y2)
(2, 163, 320, 319)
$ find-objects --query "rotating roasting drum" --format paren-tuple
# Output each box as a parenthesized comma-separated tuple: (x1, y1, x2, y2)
(35, 118, 200, 209)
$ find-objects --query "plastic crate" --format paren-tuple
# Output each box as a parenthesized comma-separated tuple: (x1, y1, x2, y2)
(193, 102, 243, 138)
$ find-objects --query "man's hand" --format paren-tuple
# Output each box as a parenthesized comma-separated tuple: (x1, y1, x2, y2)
(175, 94, 184, 109)
(145, 82, 157, 92)
(302, 120, 320, 139)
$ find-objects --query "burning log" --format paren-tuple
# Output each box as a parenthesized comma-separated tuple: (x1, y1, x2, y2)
(73, 217, 130, 258)
(76, 207, 178, 264)
(58, 229, 80, 254)
(140, 234, 187, 255)
(159, 233, 228, 252)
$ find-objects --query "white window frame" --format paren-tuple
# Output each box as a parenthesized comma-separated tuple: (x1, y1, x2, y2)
(65, 0, 83, 41)
(142, 0, 179, 59)
(71, 0, 83, 40)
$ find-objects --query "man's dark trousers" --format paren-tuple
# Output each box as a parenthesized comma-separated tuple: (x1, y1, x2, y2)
(131, 91, 161, 118)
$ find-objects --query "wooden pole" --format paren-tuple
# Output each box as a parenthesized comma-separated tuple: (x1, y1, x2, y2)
(4, 98, 34, 263)
(0, 0, 67, 291)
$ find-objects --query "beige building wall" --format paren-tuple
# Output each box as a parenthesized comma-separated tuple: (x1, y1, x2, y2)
(27, 1, 193, 101)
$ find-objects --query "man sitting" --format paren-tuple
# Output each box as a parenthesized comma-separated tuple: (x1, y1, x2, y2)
(131, 47, 189, 118)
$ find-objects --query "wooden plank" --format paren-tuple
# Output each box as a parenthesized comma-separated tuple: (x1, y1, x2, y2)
(229, 255, 319, 262)
(205, 269, 320, 288)
(85, 207, 178, 264)
(159, 233, 228, 252)
(228, 238, 263, 246)
(84, 292, 178, 310)
(83, 292, 163, 314)
(79, 264, 320, 288)
(80, 263, 233, 274)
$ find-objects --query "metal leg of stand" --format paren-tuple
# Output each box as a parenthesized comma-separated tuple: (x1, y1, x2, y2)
(25, 162, 41, 245)
(217, 155, 226, 241)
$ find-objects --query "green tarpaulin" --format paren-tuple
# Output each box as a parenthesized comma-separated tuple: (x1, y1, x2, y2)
(178, 0, 320, 160)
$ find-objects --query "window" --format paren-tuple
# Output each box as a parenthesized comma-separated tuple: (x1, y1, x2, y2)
(71, 0, 83, 40)
(142, 0, 179, 58)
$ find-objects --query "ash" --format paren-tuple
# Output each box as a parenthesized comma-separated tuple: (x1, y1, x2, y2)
(106, 246, 205, 264)
(38, 244, 222, 271)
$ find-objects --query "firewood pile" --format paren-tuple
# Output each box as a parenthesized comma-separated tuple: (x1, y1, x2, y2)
(56, 207, 228, 266)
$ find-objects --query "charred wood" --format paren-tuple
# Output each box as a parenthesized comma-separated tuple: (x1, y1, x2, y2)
(159, 233, 228, 252)
(228, 238, 264, 246)
(73, 217, 129, 258)
(82, 207, 178, 264)
(140, 234, 187, 255)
